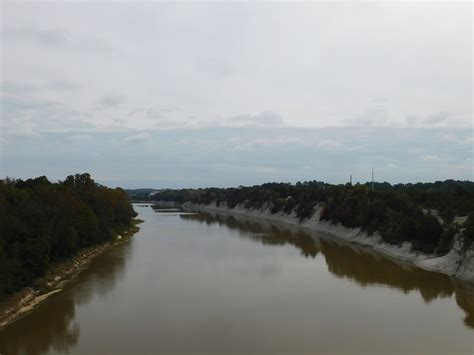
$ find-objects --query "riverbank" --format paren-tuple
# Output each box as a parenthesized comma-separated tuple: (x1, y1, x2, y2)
(176, 201, 474, 284)
(0, 219, 143, 330)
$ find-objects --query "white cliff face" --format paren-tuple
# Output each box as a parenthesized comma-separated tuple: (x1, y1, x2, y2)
(416, 233, 465, 275)
(177, 201, 474, 284)
(456, 243, 474, 282)
(153, 200, 181, 208)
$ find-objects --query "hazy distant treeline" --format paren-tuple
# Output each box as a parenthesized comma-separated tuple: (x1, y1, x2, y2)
(125, 188, 159, 202)
(0, 173, 137, 301)
(154, 180, 474, 254)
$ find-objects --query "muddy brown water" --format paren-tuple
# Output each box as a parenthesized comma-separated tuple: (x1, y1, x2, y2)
(1, 204, 473, 355)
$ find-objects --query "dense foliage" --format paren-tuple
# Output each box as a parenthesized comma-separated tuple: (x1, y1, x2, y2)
(0, 174, 136, 301)
(125, 188, 159, 202)
(154, 180, 474, 254)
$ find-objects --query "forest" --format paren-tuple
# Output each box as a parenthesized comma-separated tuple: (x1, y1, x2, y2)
(125, 188, 159, 202)
(0, 173, 137, 301)
(153, 180, 474, 254)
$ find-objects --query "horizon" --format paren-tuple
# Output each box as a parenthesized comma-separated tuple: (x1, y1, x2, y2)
(4, 173, 473, 191)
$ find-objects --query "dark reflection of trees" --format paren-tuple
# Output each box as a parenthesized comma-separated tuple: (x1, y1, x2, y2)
(181, 211, 474, 328)
(181, 213, 319, 258)
(0, 241, 133, 355)
(0, 292, 79, 355)
(452, 280, 474, 329)
(73, 243, 132, 307)
(320, 239, 453, 302)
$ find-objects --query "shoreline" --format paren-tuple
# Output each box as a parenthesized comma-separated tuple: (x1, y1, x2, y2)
(0, 219, 143, 330)
(178, 201, 474, 284)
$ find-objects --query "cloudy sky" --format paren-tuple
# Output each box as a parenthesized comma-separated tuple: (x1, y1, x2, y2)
(1, 1, 472, 188)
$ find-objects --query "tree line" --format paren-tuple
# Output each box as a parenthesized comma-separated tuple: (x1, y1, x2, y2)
(0, 173, 137, 301)
(153, 179, 474, 254)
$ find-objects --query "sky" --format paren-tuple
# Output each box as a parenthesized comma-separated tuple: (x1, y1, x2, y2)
(0, 1, 472, 188)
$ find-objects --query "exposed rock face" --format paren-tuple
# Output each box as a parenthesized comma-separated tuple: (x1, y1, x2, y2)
(177, 201, 474, 284)
(416, 234, 465, 276)
(456, 243, 474, 283)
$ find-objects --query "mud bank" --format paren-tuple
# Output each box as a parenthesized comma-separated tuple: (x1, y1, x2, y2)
(0, 220, 142, 330)
(175, 201, 474, 284)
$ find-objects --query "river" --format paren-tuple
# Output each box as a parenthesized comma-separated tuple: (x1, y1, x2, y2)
(1, 204, 473, 354)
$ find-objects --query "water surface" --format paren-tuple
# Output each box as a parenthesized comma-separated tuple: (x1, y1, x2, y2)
(1, 204, 473, 354)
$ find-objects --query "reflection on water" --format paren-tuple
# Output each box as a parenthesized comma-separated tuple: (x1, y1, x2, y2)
(180, 212, 474, 328)
(1, 206, 472, 355)
(0, 292, 79, 355)
(0, 242, 133, 355)
(453, 279, 474, 328)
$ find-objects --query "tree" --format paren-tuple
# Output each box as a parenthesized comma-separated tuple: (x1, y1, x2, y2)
(0, 173, 137, 301)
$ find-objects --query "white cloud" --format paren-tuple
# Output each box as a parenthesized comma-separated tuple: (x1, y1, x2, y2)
(2, 27, 71, 47)
(2, 2, 471, 136)
(224, 135, 305, 150)
(254, 166, 279, 174)
(68, 134, 93, 141)
(1, 2, 472, 184)
(438, 132, 473, 145)
(96, 94, 125, 108)
(124, 132, 152, 143)
(0, 96, 95, 136)
(1, 81, 38, 94)
(47, 79, 81, 91)
(438, 132, 459, 143)
(422, 155, 440, 161)
(2, 127, 472, 186)
(1, 26, 115, 54)
(317, 139, 344, 150)
(224, 112, 284, 128)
